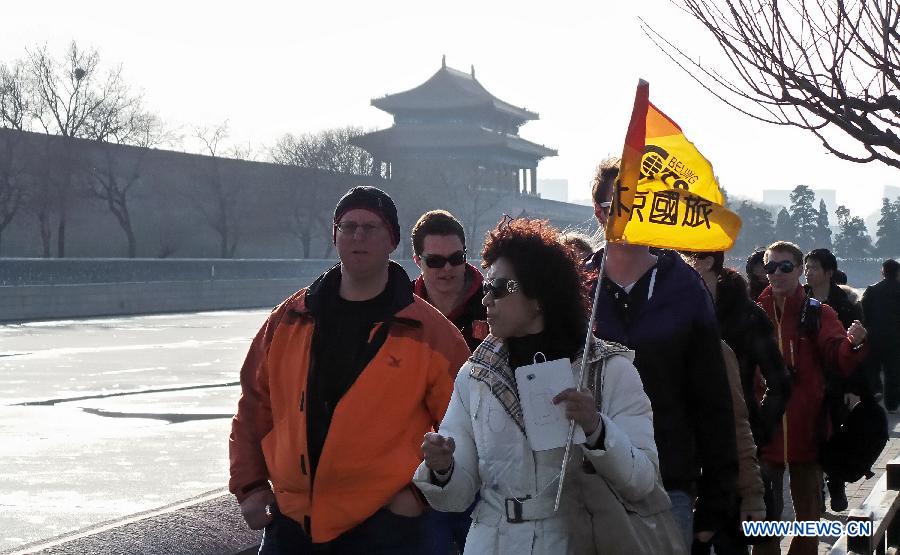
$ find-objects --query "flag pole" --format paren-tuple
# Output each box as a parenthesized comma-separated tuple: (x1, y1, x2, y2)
(554, 242, 608, 512)
(553, 79, 646, 513)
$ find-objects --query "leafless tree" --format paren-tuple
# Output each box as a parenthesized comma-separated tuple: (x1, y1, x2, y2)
(23, 136, 84, 258)
(0, 134, 27, 256)
(271, 126, 374, 175)
(643, 0, 900, 168)
(447, 185, 504, 249)
(193, 120, 230, 159)
(0, 62, 29, 130)
(270, 127, 374, 257)
(0, 62, 30, 254)
(191, 121, 247, 258)
(392, 161, 506, 257)
(22, 41, 148, 256)
(274, 169, 339, 258)
(436, 161, 507, 247)
(88, 112, 171, 257)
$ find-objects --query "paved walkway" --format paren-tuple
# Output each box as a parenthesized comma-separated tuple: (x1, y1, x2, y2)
(776, 410, 900, 554)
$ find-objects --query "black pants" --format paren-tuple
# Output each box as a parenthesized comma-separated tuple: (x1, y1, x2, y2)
(877, 345, 900, 410)
(423, 504, 472, 555)
(259, 506, 426, 555)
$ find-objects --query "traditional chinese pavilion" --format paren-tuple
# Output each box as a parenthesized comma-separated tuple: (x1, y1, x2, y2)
(351, 58, 557, 195)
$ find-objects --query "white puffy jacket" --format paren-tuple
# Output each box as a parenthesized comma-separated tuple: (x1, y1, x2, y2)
(413, 335, 664, 554)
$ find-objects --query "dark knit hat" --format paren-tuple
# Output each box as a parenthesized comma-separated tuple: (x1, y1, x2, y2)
(333, 186, 400, 247)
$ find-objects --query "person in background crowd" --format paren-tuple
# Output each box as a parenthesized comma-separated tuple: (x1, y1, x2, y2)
(746, 250, 768, 301)
(754, 241, 868, 555)
(229, 186, 470, 554)
(803, 248, 865, 511)
(833, 269, 848, 286)
(412, 209, 488, 353)
(560, 231, 597, 262)
(804, 249, 863, 329)
(680, 250, 791, 450)
(414, 217, 683, 554)
(410, 209, 487, 554)
(585, 157, 737, 549)
(831, 270, 863, 315)
(681, 250, 791, 554)
(861, 259, 900, 413)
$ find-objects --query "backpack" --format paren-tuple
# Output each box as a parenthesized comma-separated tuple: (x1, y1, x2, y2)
(798, 295, 822, 339)
(799, 296, 845, 400)
(818, 397, 888, 483)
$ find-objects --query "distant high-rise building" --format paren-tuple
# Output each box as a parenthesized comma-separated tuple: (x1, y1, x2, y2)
(884, 185, 900, 201)
(538, 179, 568, 202)
(762, 188, 837, 211)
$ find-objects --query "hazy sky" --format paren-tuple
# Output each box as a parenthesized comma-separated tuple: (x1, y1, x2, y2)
(2, 0, 897, 219)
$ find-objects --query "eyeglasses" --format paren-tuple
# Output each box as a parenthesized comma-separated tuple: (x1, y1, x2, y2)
(482, 277, 520, 299)
(335, 221, 383, 236)
(422, 250, 466, 269)
(764, 260, 796, 275)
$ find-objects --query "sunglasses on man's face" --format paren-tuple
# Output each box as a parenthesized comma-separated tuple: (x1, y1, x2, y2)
(422, 250, 466, 269)
(764, 260, 796, 275)
(482, 277, 520, 299)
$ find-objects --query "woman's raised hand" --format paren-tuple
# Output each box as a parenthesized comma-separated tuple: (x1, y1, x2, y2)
(422, 432, 456, 473)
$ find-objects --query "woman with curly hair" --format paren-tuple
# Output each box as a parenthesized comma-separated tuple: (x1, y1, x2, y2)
(412, 218, 684, 554)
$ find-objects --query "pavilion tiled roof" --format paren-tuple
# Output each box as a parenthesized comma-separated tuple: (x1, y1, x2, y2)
(351, 123, 557, 159)
(371, 65, 538, 122)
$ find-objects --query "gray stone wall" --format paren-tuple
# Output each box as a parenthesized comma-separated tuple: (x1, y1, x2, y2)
(0, 259, 424, 322)
(0, 128, 594, 261)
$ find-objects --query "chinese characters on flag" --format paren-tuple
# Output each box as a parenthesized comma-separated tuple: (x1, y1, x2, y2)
(607, 80, 742, 251)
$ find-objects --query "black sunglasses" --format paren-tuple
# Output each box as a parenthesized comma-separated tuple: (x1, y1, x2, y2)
(764, 260, 796, 275)
(482, 277, 520, 299)
(422, 250, 466, 269)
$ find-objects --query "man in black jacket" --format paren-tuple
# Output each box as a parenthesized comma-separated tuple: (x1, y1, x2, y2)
(681, 251, 791, 448)
(746, 250, 768, 302)
(862, 259, 900, 412)
(804, 248, 867, 510)
(804, 249, 863, 329)
(586, 158, 737, 549)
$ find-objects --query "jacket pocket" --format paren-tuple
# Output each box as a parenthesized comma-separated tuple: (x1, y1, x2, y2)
(261, 416, 305, 492)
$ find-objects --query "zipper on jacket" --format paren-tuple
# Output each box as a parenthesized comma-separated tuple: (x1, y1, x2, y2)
(776, 312, 789, 464)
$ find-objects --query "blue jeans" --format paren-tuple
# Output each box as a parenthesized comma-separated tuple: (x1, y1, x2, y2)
(423, 500, 475, 555)
(259, 505, 426, 555)
(667, 489, 694, 549)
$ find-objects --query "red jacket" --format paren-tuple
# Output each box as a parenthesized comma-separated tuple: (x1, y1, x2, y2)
(412, 263, 487, 352)
(758, 285, 867, 463)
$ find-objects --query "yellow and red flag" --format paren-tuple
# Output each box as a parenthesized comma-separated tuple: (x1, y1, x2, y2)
(607, 81, 742, 251)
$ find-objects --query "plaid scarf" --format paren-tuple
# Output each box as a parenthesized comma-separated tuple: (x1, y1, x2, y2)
(468, 334, 631, 436)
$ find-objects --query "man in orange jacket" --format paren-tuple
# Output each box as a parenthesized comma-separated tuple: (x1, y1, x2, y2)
(229, 186, 470, 554)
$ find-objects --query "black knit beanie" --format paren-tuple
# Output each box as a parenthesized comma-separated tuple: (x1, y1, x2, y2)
(333, 186, 400, 247)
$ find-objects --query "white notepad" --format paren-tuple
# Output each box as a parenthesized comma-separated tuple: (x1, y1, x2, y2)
(514, 356, 587, 451)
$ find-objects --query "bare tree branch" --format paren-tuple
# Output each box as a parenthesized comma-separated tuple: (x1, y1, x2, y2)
(0, 62, 30, 131)
(270, 126, 373, 175)
(646, 0, 900, 168)
(191, 121, 245, 258)
(194, 120, 230, 157)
